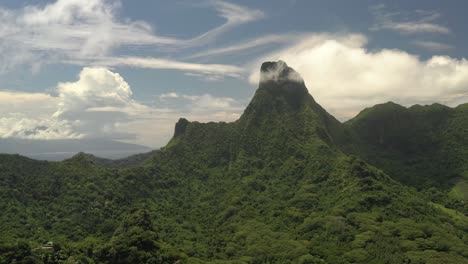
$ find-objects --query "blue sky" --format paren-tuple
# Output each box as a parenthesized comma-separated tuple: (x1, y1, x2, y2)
(1, 0, 468, 147)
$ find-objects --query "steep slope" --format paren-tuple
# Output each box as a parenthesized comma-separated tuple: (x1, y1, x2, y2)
(141, 61, 468, 263)
(1, 61, 468, 263)
(163, 61, 345, 166)
(236, 61, 345, 159)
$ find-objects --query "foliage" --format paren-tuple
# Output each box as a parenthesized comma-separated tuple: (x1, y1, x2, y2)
(1, 61, 467, 263)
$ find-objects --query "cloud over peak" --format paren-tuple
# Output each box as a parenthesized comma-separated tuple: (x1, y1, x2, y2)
(249, 34, 468, 120)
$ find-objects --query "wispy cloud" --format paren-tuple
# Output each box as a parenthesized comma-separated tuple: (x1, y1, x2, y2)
(159, 92, 180, 100)
(0, 0, 262, 79)
(187, 34, 297, 59)
(78, 56, 244, 77)
(0, 0, 178, 69)
(370, 4, 450, 35)
(184, 72, 226, 82)
(180, 0, 265, 48)
(156, 92, 244, 118)
(411, 40, 453, 51)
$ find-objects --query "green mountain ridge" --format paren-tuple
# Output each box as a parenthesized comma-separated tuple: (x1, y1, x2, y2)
(1, 61, 468, 263)
(65, 151, 157, 168)
(342, 100, 468, 201)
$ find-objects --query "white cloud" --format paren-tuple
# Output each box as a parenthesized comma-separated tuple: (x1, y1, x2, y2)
(0, 117, 78, 140)
(51, 67, 149, 139)
(0, 67, 147, 140)
(0, 91, 76, 139)
(370, 5, 450, 35)
(54, 67, 133, 118)
(248, 34, 468, 120)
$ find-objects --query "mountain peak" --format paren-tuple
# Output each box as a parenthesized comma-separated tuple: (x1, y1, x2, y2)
(260, 60, 303, 83)
(169, 61, 343, 151)
(260, 60, 288, 72)
(174, 118, 190, 137)
(237, 61, 343, 146)
(65, 152, 98, 165)
(252, 60, 310, 112)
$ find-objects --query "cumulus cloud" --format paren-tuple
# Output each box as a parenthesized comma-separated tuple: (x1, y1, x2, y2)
(52, 67, 149, 139)
(0, 67, 148, 140)
(55, 68, 132, 117)
(0, 91, 75, 139)
(248, 34, 468, 120)
(0, 117, 77, 140)
(0, 68, 245, 147)
(370, 5, 450, 35)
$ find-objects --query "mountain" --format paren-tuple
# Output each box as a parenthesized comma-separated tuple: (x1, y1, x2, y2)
(62, 151, 158, 168)
(1, 61, 468, 263)
(342, 101, 468, 200)
(0, 138, 152, 160)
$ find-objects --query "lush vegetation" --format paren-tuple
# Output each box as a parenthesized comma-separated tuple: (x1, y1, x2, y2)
(1, 61, 467, 263)
(343, 101, 468, 214)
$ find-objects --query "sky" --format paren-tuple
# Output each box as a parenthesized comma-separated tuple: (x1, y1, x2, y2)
(1, 0, 468, 147)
